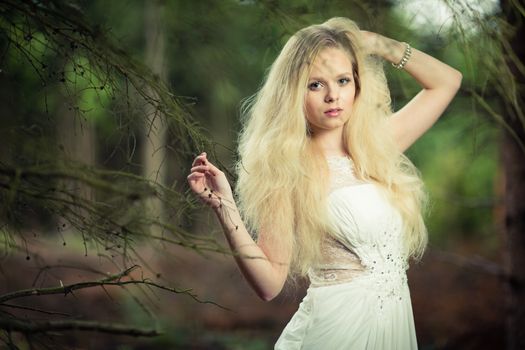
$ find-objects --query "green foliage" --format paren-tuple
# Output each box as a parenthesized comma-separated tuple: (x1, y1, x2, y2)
(0, 0, 215, 233)
(408, 113, 499, 247)
(0, 1, 227, 346)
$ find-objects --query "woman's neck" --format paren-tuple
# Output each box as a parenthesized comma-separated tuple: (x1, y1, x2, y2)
(311, 128, 347, 157)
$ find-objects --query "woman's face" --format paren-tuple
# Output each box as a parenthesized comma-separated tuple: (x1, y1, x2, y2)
(304, 47, 357, 136)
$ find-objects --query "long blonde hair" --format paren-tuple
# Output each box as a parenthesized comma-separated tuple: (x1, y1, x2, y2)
(236, 17, 428, 276)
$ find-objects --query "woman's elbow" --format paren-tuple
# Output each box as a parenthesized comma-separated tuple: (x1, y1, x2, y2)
(257, 286, 282, 302)
(255, 278, 286, 301)
(259, 293, 276, 302)
(451, 69, 463, 91)
(250, 260, 289, 301)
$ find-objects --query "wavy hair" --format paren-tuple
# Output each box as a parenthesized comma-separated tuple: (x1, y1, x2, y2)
(235, 17, 428, 277)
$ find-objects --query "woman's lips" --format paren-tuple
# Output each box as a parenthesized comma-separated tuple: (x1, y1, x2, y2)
(324, 108, 342, 117)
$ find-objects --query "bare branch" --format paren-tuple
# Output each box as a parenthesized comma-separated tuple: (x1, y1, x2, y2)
(0, 266, 139, 303)
(0, 318, 160, 337)
(0, 266, 228, 310)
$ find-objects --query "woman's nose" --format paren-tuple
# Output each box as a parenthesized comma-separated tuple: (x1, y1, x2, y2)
(324, 86, 339, 103)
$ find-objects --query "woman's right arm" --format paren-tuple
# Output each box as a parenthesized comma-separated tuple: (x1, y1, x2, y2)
(187, 152, 290, 301)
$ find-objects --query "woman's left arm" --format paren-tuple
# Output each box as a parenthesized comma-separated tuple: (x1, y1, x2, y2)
(361, 31, 463, 153)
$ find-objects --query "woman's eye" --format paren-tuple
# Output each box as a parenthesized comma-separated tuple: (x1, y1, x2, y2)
(339, 77, 351, 85)
(308, 81, 323, 90)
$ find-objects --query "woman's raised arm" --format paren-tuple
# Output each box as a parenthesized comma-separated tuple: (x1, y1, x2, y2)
(361, 31, 463, 153)
(187, 152, 290, 301)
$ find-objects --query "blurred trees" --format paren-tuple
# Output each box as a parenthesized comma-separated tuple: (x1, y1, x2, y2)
(0, 0, 220, 347)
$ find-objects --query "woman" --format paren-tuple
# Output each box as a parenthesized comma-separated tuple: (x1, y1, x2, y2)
(187, 17, 461, 349)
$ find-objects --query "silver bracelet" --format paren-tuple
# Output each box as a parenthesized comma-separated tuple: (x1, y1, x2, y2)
(391, 42, 412, 69)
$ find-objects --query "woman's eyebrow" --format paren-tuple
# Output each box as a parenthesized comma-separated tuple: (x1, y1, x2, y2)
(308, 72, 352, 81)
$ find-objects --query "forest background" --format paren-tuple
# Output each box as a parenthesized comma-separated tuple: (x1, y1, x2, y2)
(1, 0, 523, 349)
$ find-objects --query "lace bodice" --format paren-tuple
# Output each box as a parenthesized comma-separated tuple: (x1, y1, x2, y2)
(309, 156, 409, 302)
(326, 155, 366, 192)
(308, 235, 365, 287)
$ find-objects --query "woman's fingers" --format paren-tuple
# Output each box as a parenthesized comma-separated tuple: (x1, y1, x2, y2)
(191, 162, 221, 177)
(187, 172, 204, 187)
(191, 156, 204, 167)
(191, 152, 207, 167)
(187, 171, 205, 181)
(188, 151, 232, 208)
(187, 173, 208, 196)
(204, 160, 222, 176)
(190, 164, 210, 173)
(190, 167, 218, 180)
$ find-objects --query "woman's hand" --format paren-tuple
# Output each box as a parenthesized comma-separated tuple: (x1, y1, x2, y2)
(359, 30, 400, 58)
(359, 30, 384, 56)
(187, 152, 234, 209)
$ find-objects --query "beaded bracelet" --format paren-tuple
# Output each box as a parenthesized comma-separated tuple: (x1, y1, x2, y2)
(391, 42, 412, 69)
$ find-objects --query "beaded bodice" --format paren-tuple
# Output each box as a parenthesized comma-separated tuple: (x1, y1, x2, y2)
(308, 156, 410, 308)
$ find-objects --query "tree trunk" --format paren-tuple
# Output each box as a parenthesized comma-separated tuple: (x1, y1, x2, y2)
(500, 1, 525, 349)
(503, 126, 525, 349)
(142, 0, 167, 230)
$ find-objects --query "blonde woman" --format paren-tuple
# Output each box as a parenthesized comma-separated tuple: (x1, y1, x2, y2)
(187, 17, 461, 349)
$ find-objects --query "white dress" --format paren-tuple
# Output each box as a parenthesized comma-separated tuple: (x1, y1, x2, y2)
(275, 156, 418, 350)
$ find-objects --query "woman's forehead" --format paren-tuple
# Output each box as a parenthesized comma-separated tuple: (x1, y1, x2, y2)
(308, 47, 354, 77)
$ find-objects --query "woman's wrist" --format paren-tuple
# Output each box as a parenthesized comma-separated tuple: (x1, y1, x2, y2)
(213, 201, 246, 239)
(391, 42, 412, 69)
(376, 36, 406, 64)
(361, 31, 408, 65)
(212, 197, 239, 221)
